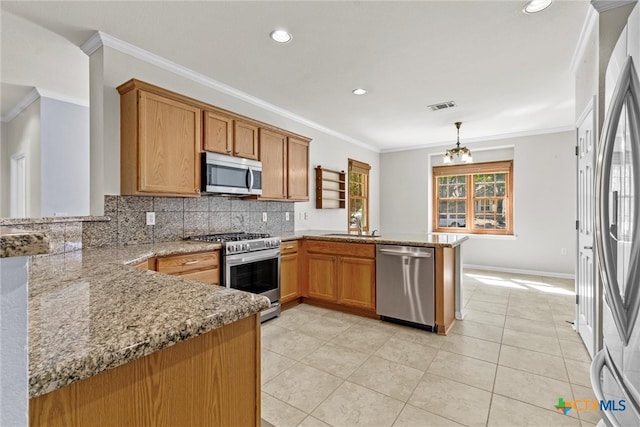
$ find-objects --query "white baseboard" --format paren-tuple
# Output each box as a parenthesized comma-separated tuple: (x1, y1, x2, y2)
(463, 264, 574, 280)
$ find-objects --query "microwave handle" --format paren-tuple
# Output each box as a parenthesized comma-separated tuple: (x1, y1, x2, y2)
(247, 168, 254, 191)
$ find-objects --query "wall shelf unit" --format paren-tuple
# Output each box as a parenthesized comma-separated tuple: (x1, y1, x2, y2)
(315, 166, 345, 209)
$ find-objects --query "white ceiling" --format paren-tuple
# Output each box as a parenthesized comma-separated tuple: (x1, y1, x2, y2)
(0, 0, 590, 152)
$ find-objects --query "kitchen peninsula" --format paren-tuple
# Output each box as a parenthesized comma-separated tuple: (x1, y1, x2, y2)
(26, 240, 269, 427)
(283, 231, 467, 335)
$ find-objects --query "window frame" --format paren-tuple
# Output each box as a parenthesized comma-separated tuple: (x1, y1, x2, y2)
(348, 158, 371, 232)
(432, 160, 514, 235)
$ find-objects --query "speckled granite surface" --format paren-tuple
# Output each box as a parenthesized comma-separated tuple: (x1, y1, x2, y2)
(28, 241, 270, 398)
(280, 230, 468, 247)
(0, 227, 50, 258)
(0, 216, 110, 226)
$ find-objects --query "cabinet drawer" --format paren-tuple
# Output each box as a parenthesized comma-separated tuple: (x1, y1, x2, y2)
(281, 240, 299, 255)
(156, 251, 219, 275)
(176, 268, 220, 285)
(305, 241, 374, 258)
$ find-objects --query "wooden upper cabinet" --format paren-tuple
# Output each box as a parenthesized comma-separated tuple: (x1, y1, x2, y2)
(118, 80, 202, 197)
(233, 120, 259, 160)
(259, 129, 287, 199)
(257, 130, 310, 201)
(203, 110, 233, 155)
(287, 137, 310, 201)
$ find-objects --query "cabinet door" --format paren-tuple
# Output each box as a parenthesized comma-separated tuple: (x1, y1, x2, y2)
(287, 137, 310, 201)
(233, 120, 259, 160)
(307, 253, 338, 302)
(259, 128, 287, 199)
(280, 252, 299, 303)
(138, 91, 201, 195)
(338, 256, 375, 310)
(203, 110, 233, 155)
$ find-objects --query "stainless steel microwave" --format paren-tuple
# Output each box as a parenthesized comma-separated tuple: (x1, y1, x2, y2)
(201, 152, 262, 196)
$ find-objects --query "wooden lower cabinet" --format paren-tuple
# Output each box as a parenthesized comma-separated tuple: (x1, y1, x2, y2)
(280, 241, 300, 304)
(302, 241, 375, 315)
(29, 315, 261, 427)
(155, 251, 220, 285)
(307, 253, 338, 302)
(338, 256, 375, 310)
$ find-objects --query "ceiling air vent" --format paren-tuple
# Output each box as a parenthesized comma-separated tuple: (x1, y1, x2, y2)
(428, 101, 456, 111)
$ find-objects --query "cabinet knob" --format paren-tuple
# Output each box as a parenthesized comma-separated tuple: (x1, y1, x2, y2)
(195, 188, 200, 194)
(227, 149, 232, 154)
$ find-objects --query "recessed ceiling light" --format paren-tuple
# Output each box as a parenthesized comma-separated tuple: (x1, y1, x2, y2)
(352, 88, 367, 95)
(270, 29, 292, 43)
(523, 0, 552, 14)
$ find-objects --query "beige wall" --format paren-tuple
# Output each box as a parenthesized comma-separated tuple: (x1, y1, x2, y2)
(381, 131, 576, 276)
(4, 99, 41, 217)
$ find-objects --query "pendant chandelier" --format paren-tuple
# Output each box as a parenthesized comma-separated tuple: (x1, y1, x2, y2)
(443, 122, 472, 164)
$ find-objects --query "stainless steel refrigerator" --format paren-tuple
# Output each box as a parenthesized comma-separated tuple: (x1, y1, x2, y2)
(592, 3, 640, 426)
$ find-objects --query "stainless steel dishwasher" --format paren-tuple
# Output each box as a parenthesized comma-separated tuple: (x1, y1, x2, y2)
(376, 245, 436, 331)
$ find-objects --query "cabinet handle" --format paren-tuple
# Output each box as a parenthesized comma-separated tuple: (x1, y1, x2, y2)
(183, 260, 200, 265)
(235, 151, 240, 155)
(284, 245, 295, 250)
(227, 149, 232, 154)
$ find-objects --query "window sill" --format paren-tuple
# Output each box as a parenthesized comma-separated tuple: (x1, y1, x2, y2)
(432, 232, 518, 240)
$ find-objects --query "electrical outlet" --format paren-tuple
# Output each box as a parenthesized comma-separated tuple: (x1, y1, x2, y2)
(146, 212, 155, 226)
(285, 212, 290, 221)
(262, 212, 267, 222)
(560, 248, 567, 255)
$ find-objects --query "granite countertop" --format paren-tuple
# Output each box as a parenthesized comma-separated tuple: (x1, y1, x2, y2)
(28, 241, 270, 398)
(280, 230, 468, 248)
(0, 227, 51, 258)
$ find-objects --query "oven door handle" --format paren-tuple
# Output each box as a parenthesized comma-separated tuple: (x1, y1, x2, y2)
(225, 249, 280, 265)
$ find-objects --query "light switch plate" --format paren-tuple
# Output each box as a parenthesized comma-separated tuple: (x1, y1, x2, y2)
(285, 212, 290, 221)
(262, 212, 267, 222)
(146, 212, 156, 226)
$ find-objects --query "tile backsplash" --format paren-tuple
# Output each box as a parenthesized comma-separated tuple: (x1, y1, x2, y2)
(83, 195, 295, 247)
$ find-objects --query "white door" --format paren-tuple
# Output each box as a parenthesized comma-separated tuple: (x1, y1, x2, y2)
(10, 153, 26, 218)
(576, 96, 599, 358)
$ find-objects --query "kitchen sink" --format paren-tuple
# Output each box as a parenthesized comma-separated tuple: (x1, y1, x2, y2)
(324, 233, 382, 238)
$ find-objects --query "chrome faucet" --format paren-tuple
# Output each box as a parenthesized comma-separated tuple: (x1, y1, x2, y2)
(355, 216, 363, 236)
(370, 229, 378, 237)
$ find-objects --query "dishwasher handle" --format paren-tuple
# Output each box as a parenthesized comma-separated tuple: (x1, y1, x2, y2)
(378, 248, 432, 258)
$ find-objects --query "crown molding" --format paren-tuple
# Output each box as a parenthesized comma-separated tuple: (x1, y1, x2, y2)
(1, 88, 89, 123)
(80, 31, 380, 153)
(569, 6, 598, 75)
(1, 88, 39, 123)
(380, 125, 575, 154)
(591, 0, 637, 14)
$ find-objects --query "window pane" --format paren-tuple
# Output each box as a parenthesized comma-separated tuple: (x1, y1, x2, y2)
(433, 161, 512, 235)
(458, 182, 466, 197)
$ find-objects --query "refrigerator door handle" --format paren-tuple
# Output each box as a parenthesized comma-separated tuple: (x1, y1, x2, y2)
(595, 55, 640, 345)
(592, 347, 640, 423)
(591, 350, 616, 427)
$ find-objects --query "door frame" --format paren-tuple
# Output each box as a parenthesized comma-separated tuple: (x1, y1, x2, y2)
(10, 152, 27, 218)
(575, 95, 602, 358)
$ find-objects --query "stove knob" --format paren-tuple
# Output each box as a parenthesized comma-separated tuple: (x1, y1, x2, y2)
(244, 243, 250, 251)
(228, 244, 236, 253)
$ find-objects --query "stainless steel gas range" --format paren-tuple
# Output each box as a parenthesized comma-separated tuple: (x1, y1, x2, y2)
(188, 232, 281, 322)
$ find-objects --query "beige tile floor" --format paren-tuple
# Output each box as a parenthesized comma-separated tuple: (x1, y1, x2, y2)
(261, 269, 598, 427)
